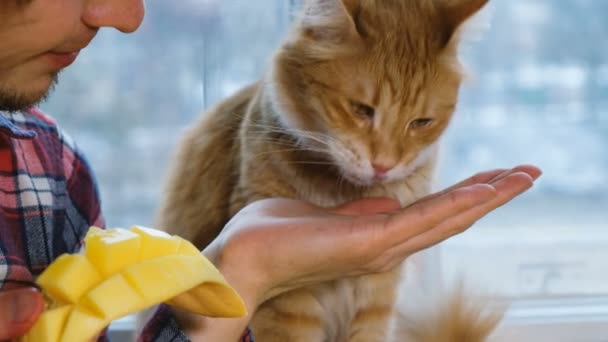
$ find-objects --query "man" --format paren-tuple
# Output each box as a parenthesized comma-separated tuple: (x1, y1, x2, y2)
(0, 1, 541, 341)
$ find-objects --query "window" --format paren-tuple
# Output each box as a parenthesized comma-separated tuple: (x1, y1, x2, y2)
(41, 0, 607, 340)
(437, 1, 608, 339)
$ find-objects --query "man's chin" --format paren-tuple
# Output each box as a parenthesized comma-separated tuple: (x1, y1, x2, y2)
(0, 74, 58, 112)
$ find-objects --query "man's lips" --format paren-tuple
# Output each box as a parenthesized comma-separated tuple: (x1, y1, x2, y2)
(46, 51, 80, 69)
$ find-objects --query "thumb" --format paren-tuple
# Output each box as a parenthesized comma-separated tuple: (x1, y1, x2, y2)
(0, 288, 44, 340)
(333, 197, 401, 216)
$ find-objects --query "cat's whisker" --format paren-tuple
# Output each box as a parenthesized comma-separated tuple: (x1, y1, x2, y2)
(252, 148, 303, 155)
(411, 168, 432, 183)
(247, 123, 336, 148)
(337, 172, 346, 199)
(241, 133, 333, 155)
(245, 136, 299, 146)
(251, 146, 331, 158)
(228, 133, 304, 149)
(252, 149, 315, 158)
(246, 136, 329, 149)
(403, 179, 417, 198)
(282, 161, 336, 166)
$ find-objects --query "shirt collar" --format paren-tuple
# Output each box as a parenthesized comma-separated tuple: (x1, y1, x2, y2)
(0, 111, 38, 140)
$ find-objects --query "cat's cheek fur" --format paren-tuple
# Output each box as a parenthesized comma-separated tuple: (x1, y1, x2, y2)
(387, 142, 439, 183)
(266, 82, 303, 132)
(329, 139, 376, 186)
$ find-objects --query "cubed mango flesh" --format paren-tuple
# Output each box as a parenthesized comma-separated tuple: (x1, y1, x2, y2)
(36, 254, 101, 304)
(84, 227, 141, 277)
(21, 306, 71, 342)
(130, 225, 182, 261)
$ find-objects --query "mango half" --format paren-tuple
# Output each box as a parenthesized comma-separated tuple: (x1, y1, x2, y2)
(21, 226, 246, 342)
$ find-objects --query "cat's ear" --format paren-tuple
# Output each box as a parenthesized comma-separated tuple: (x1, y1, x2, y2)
(437, 0, 490, 46)
(298, 0, 362, 46)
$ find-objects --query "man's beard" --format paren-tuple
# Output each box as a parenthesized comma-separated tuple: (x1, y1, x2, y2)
(0, 72, 58, 113)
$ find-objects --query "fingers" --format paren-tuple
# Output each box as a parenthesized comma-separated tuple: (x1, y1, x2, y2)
(0, 288, 44, 340)
(333, 197, 401, 216)
(417, 165, 541, 205)
(332, 165, 540, 218)
(398, 172, 535, 254)
(439, 168, 508, 193)
(384, 183, 498, 240)
(486, 164, 541, 183)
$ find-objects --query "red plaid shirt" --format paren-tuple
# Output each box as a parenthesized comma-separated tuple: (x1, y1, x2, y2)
(0, 109, 254, 342)
(0, 109, 103, 290)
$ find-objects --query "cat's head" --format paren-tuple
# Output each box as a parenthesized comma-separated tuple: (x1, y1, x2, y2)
(268, 0, 489, 187)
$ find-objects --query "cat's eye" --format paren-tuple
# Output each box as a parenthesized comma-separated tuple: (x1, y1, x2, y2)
(349, 100, 375, 120)
(409, 118, 435, 129)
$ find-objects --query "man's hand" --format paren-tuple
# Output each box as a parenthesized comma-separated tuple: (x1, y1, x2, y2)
(182, 165, 541, 341)
(0, 288, 44, 341)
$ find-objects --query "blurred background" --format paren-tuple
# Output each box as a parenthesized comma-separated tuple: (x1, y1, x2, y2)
(40, 0, 608, 340)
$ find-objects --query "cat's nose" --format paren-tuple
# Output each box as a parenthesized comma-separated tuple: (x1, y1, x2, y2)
(372, 163, 394, 178)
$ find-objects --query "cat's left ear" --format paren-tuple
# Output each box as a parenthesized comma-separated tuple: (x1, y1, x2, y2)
(437, 0, 490, 46)
(299, 0, 362, 46)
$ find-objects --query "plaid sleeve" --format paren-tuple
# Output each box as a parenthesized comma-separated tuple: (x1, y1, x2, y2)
(139, 304, 254, 342)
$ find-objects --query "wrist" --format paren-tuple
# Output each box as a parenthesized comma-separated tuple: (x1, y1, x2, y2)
(179, 242, 267, 341)
(203, 241, 266, 315)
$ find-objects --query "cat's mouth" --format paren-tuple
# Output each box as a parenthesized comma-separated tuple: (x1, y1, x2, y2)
(341, 174, 375, 187)
(340, 167, 400, 188)
(337, 159, 427, 188)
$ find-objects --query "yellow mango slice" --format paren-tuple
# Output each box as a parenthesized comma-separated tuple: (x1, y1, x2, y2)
(22, 225, 246, 342)
(169, 281, 247, 317)
(22, 306, 71, 342)
(130, 225, 182, 261)
(61, 307, 106, 342)
(124, 255, 215, 302)
(85, 227, 141, 277)
(176, 238, 202, 256)
(78, 273, 144, 320)
(36, 254, 101, 304)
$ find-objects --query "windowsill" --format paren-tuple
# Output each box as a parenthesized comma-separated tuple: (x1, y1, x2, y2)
(109, 298, 608, 341)
(506, 296, 608, 323)
(494, 297, 608, 341)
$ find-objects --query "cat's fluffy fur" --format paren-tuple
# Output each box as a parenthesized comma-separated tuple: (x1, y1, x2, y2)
(158, 0, 501, 340)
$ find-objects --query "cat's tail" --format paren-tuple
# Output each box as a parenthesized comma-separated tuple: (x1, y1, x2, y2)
(391, 284, 505, 342)
(390, 255, 506, 342)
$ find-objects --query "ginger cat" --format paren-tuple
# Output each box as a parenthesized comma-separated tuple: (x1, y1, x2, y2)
(159, 0, 500, 341)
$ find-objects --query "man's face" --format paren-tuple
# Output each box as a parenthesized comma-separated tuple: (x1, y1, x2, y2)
(0, 0, 145, 111)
